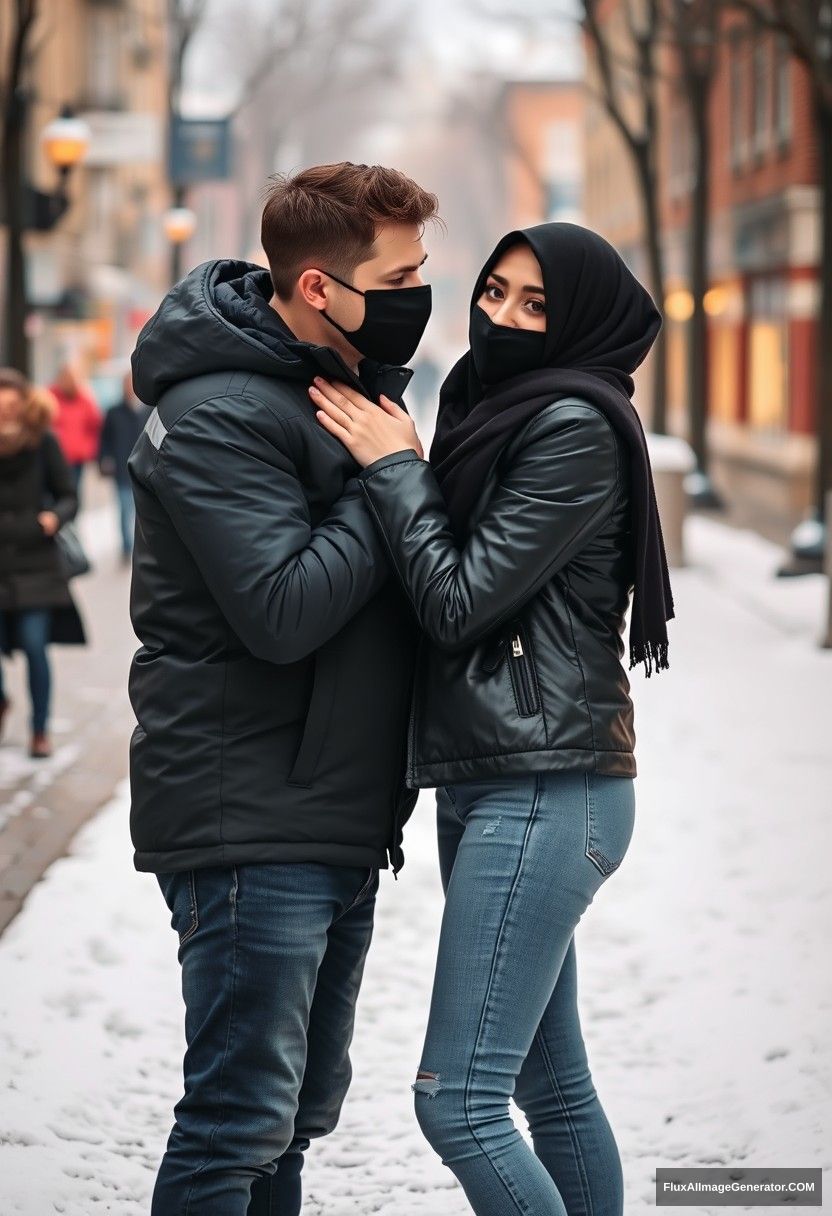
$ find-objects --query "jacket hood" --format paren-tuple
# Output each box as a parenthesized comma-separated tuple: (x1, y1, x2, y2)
(131, 259, 400, 407)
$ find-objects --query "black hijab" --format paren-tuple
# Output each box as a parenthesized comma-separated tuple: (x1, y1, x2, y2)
(429, 222, 674, 677)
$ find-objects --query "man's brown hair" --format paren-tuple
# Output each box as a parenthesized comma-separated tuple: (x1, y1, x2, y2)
(261, 162, 440, 301)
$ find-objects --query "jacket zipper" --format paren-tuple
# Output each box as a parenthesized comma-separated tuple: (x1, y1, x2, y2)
(508, 626, 540, 716)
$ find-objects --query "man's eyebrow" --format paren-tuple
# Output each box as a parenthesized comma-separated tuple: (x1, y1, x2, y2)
(488, 271, 545, 295)
(388, 252, 429, 275)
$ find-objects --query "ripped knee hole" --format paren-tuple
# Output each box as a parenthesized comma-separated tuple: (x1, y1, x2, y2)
(412, 1069, 442, 1098)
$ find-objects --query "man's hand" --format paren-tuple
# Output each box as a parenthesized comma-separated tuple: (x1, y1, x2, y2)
(309, 377, 424, 467)
(37, 511, 60, 537)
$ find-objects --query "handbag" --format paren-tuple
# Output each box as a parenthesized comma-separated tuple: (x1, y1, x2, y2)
(54, 520, 91, 579)
(38, 442, 93, 580)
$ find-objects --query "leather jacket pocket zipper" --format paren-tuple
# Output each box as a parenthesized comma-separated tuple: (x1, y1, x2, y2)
(508, 625, 540, 716)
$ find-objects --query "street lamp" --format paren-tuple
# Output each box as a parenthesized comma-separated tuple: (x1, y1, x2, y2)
(1, 102, 89, 372)
(162, 206, 197, 284)
(162, 206, 197, 244)
(41, 109, 91, 177)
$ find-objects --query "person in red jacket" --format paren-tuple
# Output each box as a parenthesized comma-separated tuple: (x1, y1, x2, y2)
(49, 361, 102, 504)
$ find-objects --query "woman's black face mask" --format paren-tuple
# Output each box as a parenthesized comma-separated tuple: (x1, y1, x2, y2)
(321, 270, 432, 367)
(468, 304, 547, 387)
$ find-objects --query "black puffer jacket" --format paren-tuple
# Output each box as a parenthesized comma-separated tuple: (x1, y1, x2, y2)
(127, 260, 419, 875)
(357, 397, 636, 786)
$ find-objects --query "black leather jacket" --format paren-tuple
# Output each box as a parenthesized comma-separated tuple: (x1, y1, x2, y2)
(357, 398, 637, 786)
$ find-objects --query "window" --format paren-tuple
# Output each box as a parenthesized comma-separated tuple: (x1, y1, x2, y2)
(748, 277, 789, 431)
(773, 35, 792, 148)
(729, 39, 746, 171)
(752, 40, 769, 156)
(87, 7, 123, 109)
(544, 121, 582, 221)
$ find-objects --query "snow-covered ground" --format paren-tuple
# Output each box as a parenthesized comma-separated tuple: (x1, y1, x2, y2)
(0, 516, 830, 1214)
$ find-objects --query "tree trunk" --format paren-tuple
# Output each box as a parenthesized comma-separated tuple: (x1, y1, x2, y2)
(814, 90, 832, 522)
(0, 86, 28, 373)
(633, 145, 668, 433)
(688, 76, 711, 474)
(1, 0, 37, 374)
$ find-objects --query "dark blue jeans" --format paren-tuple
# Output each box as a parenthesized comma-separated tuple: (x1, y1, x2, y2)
(0, 608, 52, 733)
(152, 861, 379, 1216)
(413, 771, 636, 1216)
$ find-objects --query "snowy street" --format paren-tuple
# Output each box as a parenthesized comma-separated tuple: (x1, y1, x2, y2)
(0, 515, 830, 1215)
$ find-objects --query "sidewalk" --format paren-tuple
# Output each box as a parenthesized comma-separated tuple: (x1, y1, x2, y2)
(0, 516, 829, 1214)
(0, 472, 137, 933)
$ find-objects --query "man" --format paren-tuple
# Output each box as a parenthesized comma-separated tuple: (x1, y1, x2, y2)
(98, 370, 150, 562)
(127, 162, 438, 1215)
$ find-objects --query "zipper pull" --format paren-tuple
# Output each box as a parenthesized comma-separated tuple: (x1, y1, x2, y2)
(511, 635, 524, 657)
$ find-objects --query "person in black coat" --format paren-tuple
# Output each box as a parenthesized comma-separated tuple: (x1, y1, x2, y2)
(311, 223, 674, 1216)
(128, 163, 439, 1214)
(98, 370, 150, 561)
(0, 367, 86, 758)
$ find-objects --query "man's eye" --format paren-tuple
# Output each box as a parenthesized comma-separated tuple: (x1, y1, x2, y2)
(389, 277, 406, 287)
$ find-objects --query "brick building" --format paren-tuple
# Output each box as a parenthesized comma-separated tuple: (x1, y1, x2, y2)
(585, 3, 822, 541)
(499, 79, 585, 230)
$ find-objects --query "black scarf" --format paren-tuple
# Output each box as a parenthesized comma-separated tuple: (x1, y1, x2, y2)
(429, 222, 675, 677)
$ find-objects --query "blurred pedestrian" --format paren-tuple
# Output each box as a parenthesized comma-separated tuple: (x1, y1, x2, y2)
(0, 368, 87, 759)
(49, 360, 102, 504)
(98, 371, 150, 563)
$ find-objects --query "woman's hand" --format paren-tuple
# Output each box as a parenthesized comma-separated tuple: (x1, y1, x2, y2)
(309, 377, 424, 467)
(37, 511, 60, 537)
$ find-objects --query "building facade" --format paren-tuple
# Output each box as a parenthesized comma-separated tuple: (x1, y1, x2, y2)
(1, 0, 170, 390)
(584, 1, 821, 541)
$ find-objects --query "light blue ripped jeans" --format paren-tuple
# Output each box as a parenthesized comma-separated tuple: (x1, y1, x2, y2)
(413, 770, 636, 1216)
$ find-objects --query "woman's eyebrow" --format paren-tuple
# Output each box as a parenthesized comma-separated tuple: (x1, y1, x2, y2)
(488, 272, 545, 295)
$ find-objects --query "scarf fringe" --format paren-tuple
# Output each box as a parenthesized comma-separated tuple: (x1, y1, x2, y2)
(629, 638, 670, 679)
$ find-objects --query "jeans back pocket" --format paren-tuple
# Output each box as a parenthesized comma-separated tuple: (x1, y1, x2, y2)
(584, 773, 636, 878)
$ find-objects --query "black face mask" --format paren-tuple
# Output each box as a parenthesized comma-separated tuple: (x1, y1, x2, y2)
(469, 305, 547, 386)
(321, 270, 432, 366)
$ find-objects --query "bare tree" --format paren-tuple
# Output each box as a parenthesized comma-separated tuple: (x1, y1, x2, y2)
(731, 0, 832, 557)
(663, 0, 721, 502)
(211, 0, 410, 256)
(1, 0, 39, 371)
(582, 0, 669, 433)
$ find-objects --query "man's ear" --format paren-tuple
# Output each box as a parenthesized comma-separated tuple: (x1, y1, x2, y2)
(297, 269, 328, 312)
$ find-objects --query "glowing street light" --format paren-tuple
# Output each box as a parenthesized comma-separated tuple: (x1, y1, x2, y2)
(162, 206, 197, 245)
(41, 110, 90, 174)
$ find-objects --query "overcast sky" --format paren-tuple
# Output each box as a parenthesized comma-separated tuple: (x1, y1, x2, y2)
(183, 0, 583, 115)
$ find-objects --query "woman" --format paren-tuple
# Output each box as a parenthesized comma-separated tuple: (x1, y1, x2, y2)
(0, 368, 86, 758)
(310, 222, 673, 1215)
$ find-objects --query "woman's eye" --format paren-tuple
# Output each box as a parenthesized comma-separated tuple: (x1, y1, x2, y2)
(527, 299, 545, 314)
(389, 277, 406, 287)
(485, 284, 504, 300)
